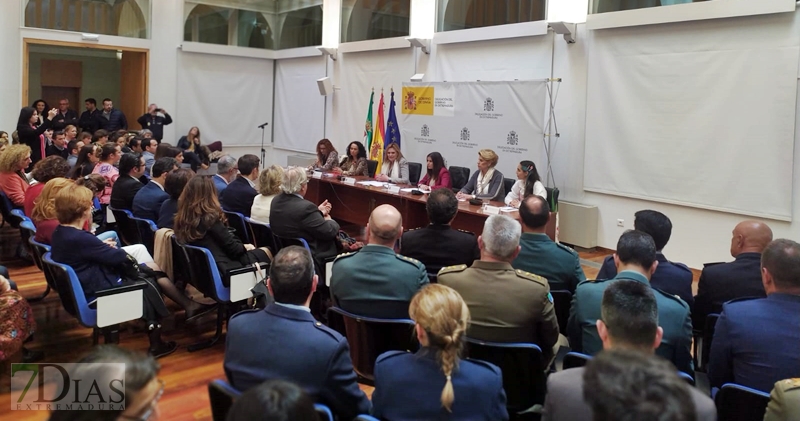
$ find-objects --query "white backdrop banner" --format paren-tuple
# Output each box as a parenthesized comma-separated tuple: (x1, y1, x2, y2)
(400, 80, 548, 178)
(274, 56, 326, 152)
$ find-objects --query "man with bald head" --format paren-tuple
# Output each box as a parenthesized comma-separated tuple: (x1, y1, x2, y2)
(330, 205, 429, 319)
(694, 220, 773, 328)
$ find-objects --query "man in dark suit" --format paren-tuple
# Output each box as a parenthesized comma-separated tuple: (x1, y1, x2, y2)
(224, 246, 371, 419)
(213, 155, 238, 196)
(399, 188, 479, 274)
(78, 98, 101, 134)
(596, 209, 693, 307)
(110, 153, 145, 210)
(513, 195, 586, 293)
(52, 98, 78, 131)
(694, 220, 772, 328)
(220, 154, 259, 217)
(708, 238, 800, 393)
(270, 167, 341, 267)
(331, 205, 428, 319)
(569, 230, 693, 376)
(45, 131, 69, 159)
(132, 157, 177, 221)
(544, 280, 716, 421)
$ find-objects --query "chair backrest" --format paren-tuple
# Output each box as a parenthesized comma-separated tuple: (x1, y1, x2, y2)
(180, 242, 229, 302)
(0, 191, 17, 225)
(408, 162, 422, 184)
(273, 235, 311, 255)
(448, 166, 470, 191)
(222, 210, 251, 244)
(109, 207, 142, 246)
(367, 160, 378, 178)
(700, 313, 720, 371)
(245, 217, 276, 251)
(562, 351, 591, 370)
(464, 338, 546, 414)
(42, 252, 94, 327)
(314, 403, 334, 421)
(503, 178, 515, 196)
(208, 379, 241, 421)
(550, 290, 572, 335)
(130, 216, 158, 256)
(19, 218, 37, 260)
(28, 237, 52, 281)
(714, 383, 770, 421)
(327, 307, 418, 381)
(545, 187, 559, 212)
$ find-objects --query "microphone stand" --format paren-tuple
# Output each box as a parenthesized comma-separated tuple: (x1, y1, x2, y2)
(257, 122, 269, 169)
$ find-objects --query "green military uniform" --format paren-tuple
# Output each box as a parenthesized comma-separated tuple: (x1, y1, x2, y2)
(512, 232, 586, 293)
(438, 260, 560, 362)
(330, 244, 428, 319)
(567, 270, 694, 375)
(765, 378, 800, 421)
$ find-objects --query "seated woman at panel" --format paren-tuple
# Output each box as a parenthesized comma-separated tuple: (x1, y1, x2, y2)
(250, 165, 284, 224)
(173, 176, 271, 285)
(0, 145, 32, 208)
(375, 143, 409, 184)
(157, 168, 194, 229)
(372, 284, 508, 420)
(50, 184, 214, 357)
(505, 160, 546, 208)
(456, 149, 505, 202)
(417, 152, 451, 191)
(334, 141, 368, 177)
(177, 126, 212, 171)
(92, 143, 122, 206)
(24, 156, 71, 216)
(311, 138, 339, 172)
(68, 144, 99, 179)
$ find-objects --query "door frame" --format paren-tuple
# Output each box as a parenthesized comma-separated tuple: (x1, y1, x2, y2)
(22, 38, 149, 114)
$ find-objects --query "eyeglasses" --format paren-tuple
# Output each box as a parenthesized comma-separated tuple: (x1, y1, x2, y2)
(120, 379, 165, 421)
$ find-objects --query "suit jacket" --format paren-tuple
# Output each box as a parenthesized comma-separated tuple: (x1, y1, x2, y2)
(224, 304, 371, 420)
(132, 181, 169, 221)
(330, 245, 429, 319)
(270, 193, 341, 263)
(157, 198, 177, 229)
(0, 171, 29, 207)
(597, 252, 694, 308)
(110, 175, 144, 211)
(694, 252, 765, 328)
(513, 232, 586, 293)
(765, 378, 800, 421)
(52, 109, 78, 131)
(142, 151, 155, 178)
(418, 167, 452, 190)
(460, 169, 505, 202)
(187, 220, 268, 285)
(45, 144, 69, 160)
(567, 271, 694, 375)
(78, 109, 101, 134)
(399, 224, 479, 274)
(438, 260, 560, 362)
(220, 176, 257, 217)
(543, 366, 716, 421)
(212, 174, 229, 196)
(373, 349, 508, 421)
(708, 293, 800, 392)
(99, 108, 127, 131)
(50, 225, 129, 300)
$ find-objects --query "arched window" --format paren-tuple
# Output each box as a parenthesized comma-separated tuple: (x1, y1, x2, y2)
(279, 6, 323, 50)
(342, 0, 410, 43)
(25, 0, 148, 39)
(238, 10, 274, 50)
(184, 5, 230, 46)
(183, 4, 278, 50)
(439, 0, 546, 32)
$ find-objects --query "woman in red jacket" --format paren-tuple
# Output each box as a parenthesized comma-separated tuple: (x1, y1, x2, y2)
(0, 145, 32, 208)
(417, 152, 451, 191)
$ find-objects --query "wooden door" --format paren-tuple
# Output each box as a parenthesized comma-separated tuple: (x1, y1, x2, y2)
(119, 51, 147, 131)
(41, 86, 80, 114)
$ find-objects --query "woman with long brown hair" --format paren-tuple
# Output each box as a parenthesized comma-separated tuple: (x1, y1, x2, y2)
(173, 176, 270, 284)
(372, 284, 508, 420)
(177, 126, 211, 171)
(311, 138, 339, 172)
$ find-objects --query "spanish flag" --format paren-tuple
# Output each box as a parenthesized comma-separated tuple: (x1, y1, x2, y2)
(369, 90, 385, 172)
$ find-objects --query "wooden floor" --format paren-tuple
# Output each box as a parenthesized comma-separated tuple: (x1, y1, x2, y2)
(0, 222, 700, 421)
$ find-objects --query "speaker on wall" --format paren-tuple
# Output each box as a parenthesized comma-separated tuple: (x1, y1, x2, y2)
(317, 77, 333, 96)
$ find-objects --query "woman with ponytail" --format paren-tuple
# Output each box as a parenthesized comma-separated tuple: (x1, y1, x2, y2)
(371, 284, 508, 420)
(505, 160, 546, 207)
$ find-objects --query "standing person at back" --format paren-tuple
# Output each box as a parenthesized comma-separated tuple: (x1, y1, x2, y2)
(220, 154, 259, 217)
(438, 214, 560, 363)
(331, 204, 428, 319)
(136, 104, 172, 143)
(400, 188, 479, 274)
(596, 210, 694, 307)
(98, 98, 127, 132)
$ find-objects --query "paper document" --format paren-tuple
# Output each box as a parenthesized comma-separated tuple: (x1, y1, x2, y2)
(400, 188, 421, 193)
(500, 207, 519, 212)
(356, 181, 387, 187)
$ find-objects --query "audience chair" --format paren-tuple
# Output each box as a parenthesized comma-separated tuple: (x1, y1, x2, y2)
(272, 235, 311, 255)
(130, 215, 158, 256)
(698, 313, 720, 373)
(714, 383, 770, 421)
(244, 217, 276, 251)
(222, 209, 251, 244)
(545, 187, 559, 212)
(367, 160, 378, 178)
(465, 338, 546, 417)
(0, 191, 22, 228)
(449, 166, 470, 191)
(315, 403, 334, 421)
(29, 237, 54, 291)
(550, 290, 571, 335)
(356, 416, 380, 421)
(326, 306, 419, 385)
(18, 220, 51, 301)
(503, 178, 515, 197)
(42, 252, 147, 345)
(678, 371, 696, 386)
(562, 351, 591, 370)
(108, 207, 142, 246)
(208, 379, 241, 421)
(408, 162, 422, 185)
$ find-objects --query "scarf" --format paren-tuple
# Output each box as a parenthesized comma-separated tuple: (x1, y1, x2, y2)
(382, 160, 399, 179)
(476, 167, 495, 195)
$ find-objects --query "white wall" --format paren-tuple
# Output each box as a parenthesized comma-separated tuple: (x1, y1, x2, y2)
(0, 1, 22, 133)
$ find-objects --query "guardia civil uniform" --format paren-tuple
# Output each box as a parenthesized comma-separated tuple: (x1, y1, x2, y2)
(512, 232, 586, 293)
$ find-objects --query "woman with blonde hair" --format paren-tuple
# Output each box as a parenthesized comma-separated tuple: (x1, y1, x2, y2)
(0, 144, 32, 207)
(372, 284, 508, 420)
(177, 126, 211, 171)
(456, 149, 505, 202)
(250, 165, 284, 223)
(375, 143, 409, 184)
